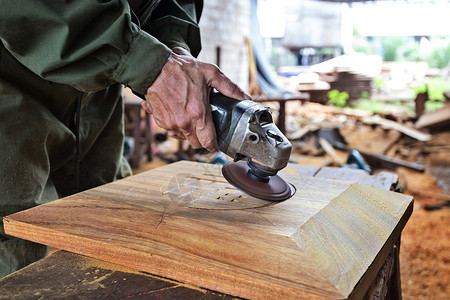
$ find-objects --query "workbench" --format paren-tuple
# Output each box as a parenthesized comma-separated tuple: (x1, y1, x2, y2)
(253, 93, 310, 134)
(0, 163, 412, 299)
(124, 91, 153, 169)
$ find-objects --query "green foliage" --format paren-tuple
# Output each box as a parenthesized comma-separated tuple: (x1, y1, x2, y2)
(412, 82, 428, 95)
(425, 100, 445, 112)
(412, 77, 450, 101)
(353, 98, 415, 115)
(353, 45, 376, 55)
(426, 41, 450, 68)
(372, 77, 385, 89)
(412, 77, 450, 112)
(353, 98, 386, 114)
(327, 89, 349, 107)
(380, 37, 406, 61)
(397, 42, 421, 62)
(352, 35, 450, 69)
(426, 79, 447, 101)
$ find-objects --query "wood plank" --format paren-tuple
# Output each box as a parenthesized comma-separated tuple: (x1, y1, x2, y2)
(362, 115, 431, 142)
(4, 161, 413, 299)
(339, 126, 401, 155)
(283, 163, 321, 177)
(415, 102, 450, 130)
(315, 167, 399, 191)
(318, 138, 346, 165)
(0, 250, 232, 300)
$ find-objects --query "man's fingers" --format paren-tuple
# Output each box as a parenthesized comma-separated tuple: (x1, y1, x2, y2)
(167, 130, 186, 140)
(208, 68, 251, 100)
(196, 124, 218, 153)
(141, 101, 152, 114)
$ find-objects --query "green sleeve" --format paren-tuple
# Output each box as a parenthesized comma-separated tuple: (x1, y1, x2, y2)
(0, 0, 203, 95)
(138, 0, 203, 57)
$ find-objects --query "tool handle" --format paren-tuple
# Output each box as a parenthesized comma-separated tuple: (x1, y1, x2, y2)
(210, 92, 245, 154)
(210, 92, 239, 134)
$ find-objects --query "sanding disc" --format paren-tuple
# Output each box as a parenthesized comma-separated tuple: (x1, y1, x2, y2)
(222, 161, 294, 201)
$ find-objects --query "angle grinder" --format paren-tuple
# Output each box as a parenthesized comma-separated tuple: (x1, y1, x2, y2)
(134, 89, 294, 201)
(210, 92, 294, 201)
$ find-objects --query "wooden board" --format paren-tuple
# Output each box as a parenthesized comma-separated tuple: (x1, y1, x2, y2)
(362, 115, 431, 142)
(0, 250, 232, 300)
(315, 167, 399, 191)
(4, 161, 413, 299)
(339, 126, 401, 155)
(415, 102, 450, 130)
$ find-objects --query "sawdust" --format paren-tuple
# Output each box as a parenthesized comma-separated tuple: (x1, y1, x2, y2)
(399, 168, 450, 300)
(58, 251, 210, 294)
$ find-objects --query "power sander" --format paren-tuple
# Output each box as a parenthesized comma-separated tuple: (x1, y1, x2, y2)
(134, 90, 294, 201)
(210, 92, 294, 201)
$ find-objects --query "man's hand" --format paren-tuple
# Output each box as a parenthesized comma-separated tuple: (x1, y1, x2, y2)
(142, 47, 250, 152)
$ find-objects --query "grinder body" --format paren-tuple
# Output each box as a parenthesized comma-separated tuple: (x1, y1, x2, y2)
(210, 92, 291, 182)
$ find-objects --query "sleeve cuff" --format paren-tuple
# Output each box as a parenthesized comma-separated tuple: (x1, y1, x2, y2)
(112, 29, 172, 95)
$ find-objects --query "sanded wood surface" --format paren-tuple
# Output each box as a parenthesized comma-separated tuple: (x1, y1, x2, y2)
(4, 161, 413, 299)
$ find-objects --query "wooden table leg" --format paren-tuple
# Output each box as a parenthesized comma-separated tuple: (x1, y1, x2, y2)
(277, 101, 286, 134)
(387, 238, 403, 300)
(130, 106, 142, 169)
(127, 105, 153, 168)
(144, 114, 153, 162)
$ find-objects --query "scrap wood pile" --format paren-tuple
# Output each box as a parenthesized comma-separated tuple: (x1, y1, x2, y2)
(283, 101, 450, 299)
(284, 101, 448, 171)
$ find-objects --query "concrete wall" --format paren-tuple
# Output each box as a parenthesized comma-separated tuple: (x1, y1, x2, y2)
(197, 0, 250, 90)
(282, 0, 343, 49)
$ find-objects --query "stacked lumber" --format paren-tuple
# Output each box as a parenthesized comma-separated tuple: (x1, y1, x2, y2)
(320, 71, 372, 101)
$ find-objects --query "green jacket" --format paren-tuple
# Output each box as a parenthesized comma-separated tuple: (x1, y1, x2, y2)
(0, 0, 203, 277)
(0, 0, 203, 95)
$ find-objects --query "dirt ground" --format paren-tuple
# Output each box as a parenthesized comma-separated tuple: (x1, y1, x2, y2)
(398, 167, 450, 299)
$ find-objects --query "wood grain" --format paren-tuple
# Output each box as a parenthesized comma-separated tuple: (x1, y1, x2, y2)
(4, 161, 413, 299)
